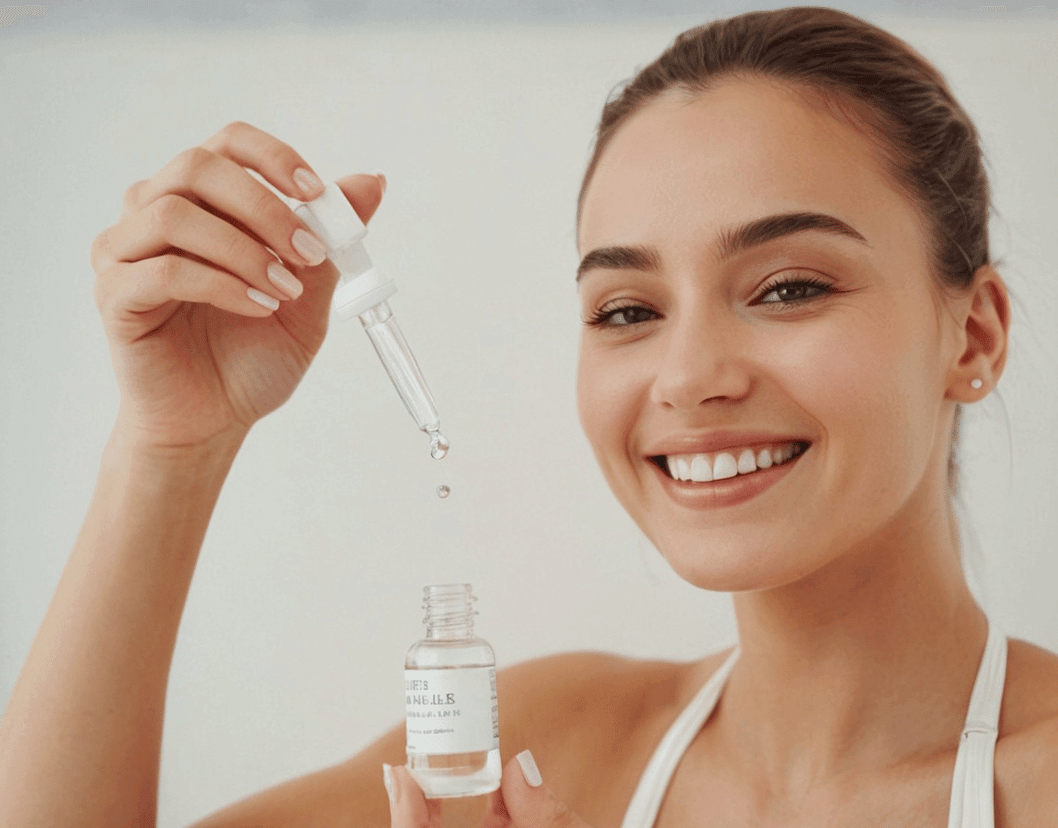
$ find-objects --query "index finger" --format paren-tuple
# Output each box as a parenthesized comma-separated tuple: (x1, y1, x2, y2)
(201, 120, 326, 202)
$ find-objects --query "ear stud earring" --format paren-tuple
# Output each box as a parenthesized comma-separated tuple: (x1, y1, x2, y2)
(970, 378, 984, 390)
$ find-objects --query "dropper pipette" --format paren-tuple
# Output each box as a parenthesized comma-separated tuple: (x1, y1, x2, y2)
(294, 183, 448, 459)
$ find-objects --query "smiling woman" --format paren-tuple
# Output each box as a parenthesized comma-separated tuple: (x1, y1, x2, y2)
(1, 7, 1056, 828)
(570, 9, 1056, 827)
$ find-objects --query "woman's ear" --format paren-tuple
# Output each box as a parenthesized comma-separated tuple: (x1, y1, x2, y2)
(946, 264, 1011, 402)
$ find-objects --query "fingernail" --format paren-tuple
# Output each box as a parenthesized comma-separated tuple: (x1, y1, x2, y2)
(516, 749, 542, 787)
(292, 228, 328, 266)
(375, 171, 387, 196)
(293, 167, 324, 198)
(247, 287, 280, 311)
(267, 261, 303, 299)
(382, 763, 396, 803)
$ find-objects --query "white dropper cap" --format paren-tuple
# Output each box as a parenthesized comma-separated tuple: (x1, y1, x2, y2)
(293, 183, 396, 319)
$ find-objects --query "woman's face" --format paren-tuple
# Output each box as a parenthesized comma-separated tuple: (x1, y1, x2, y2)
(576, 79, 966, 593)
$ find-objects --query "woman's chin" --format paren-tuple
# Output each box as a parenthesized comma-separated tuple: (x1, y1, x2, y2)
(653, 535, 828, 595)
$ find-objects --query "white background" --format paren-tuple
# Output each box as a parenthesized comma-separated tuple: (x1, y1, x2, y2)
(1, 7, 1056, 826)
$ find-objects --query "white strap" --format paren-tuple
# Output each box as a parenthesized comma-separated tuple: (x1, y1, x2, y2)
(620, 647, 739, 828)
(946, 620, 1007, 828)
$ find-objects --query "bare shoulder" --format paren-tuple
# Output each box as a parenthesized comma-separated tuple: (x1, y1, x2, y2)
(997, 637, 1058, 825)
(498, 649, 690, 733)
(497, 647, 736, 825)
(1001, 636, 1058, 732)
(497, 646, 733, 745)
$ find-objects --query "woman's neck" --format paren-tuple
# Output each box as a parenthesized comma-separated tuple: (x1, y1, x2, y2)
(718, 495, 987, 798)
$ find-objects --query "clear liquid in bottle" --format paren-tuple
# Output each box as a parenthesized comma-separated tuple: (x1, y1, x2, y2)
(404, 584, 501, 797)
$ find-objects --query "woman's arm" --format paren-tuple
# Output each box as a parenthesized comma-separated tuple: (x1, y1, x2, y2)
(0, 427, 245, 827)
(0, 120, 384, 827)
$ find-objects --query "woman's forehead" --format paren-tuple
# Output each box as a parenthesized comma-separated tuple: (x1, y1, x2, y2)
(577, 79, 914, 258)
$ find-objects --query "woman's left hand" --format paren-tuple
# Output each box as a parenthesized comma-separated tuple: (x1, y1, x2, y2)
(385, 751, 593, 828)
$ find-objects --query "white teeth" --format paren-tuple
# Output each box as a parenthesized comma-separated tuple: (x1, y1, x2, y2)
(712, 452, 738, 480)
(662, 442, 804, 483)
(690, 454, 712, 482)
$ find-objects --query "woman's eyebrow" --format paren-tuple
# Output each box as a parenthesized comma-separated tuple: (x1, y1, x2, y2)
(576, 245, 661, 282)
(715, 211, 870, 261)
(576, 211, 870, 282)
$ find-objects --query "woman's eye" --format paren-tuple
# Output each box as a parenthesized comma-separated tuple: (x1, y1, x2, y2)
(586, 304, 658, 328)
(756, 278, 832, 304)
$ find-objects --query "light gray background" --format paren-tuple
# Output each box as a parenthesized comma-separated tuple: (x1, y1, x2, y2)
(2, 4, 1056, 826)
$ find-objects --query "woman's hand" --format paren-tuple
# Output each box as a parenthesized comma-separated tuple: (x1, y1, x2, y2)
(90, 120, 385, 448)
(384, 751, 593, 828)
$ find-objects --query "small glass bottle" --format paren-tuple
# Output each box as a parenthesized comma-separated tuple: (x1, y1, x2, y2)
(404, 584, 501, 798)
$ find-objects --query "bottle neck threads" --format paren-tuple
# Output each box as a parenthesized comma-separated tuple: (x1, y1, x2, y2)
(423, 584, 476, 640)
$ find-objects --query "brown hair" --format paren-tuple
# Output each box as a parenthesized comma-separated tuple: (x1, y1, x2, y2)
(578, 6, 998, 489)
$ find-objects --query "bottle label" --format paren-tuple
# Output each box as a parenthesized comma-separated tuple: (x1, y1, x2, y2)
(404, 667, 499, 755)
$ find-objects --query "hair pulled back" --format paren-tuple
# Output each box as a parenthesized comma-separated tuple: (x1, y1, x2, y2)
(578, 6, 994, 295)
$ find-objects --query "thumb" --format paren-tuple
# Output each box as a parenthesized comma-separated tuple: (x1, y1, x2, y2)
(334, 172, 386, 226)
(500, 750, 592, 828)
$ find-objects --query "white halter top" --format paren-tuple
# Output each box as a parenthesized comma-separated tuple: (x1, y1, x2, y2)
(621, 621, 1007, 828)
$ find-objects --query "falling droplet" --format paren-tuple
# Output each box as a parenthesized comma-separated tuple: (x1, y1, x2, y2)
(426, 428, 450, 460)
(436, 485, 451, 499)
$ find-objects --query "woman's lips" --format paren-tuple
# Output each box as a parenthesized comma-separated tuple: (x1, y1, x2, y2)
(648, 442, 808, 509)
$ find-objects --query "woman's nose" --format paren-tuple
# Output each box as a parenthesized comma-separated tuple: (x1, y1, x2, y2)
(648, 311, 753, 410)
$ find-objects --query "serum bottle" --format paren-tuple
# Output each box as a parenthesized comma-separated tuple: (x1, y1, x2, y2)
(405, 584, 501, 797)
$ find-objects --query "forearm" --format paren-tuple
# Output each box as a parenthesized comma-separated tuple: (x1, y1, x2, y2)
(0, 424, 247, 828)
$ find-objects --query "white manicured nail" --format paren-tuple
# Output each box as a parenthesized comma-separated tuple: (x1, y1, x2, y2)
(516, 750, 542, 787)
(267, 261, 303, 298)
(292, 229, 328, 266)
(382, 763, 395, 802)
(375, 171, 387, 195)
(247, 287, 279, 311)
(293, 167, 324, 197)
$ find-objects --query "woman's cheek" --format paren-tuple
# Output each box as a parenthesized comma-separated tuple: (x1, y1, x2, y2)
(576, 339, 653, 489)
(777, 315, 923, 493)
(577, 343, 625, 448)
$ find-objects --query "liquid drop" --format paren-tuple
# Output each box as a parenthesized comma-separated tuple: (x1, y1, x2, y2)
(436, 485, 451, 499)
(427, 428, 450, 460)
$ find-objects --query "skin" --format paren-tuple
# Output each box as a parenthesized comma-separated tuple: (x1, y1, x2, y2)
(1, 77, 1057, 828)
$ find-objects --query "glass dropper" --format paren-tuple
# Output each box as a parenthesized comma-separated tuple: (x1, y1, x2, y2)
(294, 183, 448, 459)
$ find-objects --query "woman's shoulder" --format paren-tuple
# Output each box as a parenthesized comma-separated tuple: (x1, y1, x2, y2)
(497, 646, 734, 734)
(1001, 636, 1058, 753)
(1004, 636, 1058, 727)
(495, 646, 735, 825)
(997, 637, 1058, 825)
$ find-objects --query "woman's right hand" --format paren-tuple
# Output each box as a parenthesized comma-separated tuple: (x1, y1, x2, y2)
(90, 121, 385, 449)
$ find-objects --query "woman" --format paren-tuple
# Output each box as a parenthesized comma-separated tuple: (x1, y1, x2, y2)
(1, 6, 1056, 827)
